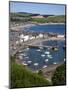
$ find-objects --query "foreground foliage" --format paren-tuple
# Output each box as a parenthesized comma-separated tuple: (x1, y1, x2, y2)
(11, 63, 51, 88)
(51, 62, 66, 86)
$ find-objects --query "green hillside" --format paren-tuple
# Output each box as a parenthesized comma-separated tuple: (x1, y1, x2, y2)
(52, 62, 66, 85)
(10, 13, 65, 23)
(11, 63, 51, 88)
(31, 15, 65, 23)
(47, 15, 65, 23)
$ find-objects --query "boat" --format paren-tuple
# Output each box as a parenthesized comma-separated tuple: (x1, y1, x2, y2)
(39, 46, 43, 49)
(52, 47, 58, 51)
(22, 62, 28, 66)
(19, 55, 23, 59)
(64, 58, 65, 61)
(41, 54, 45, 57)
(25, 56, 29, 59)
(26, 47, 30, 50)
(43, 65, 47, 68)
(27, 61, 32, 64)
(45, 59, 49, 62)
(36, 49, 41, 52)
(44, 51, 50, 55)
(34, 63, 38, 66)
(23, 53, 27, 56)
(47, 54, 53, 59)
(53, 62, 57, 65)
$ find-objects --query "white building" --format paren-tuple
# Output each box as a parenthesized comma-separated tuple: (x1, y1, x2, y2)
(57, 35, 64, 38)
(38, 33, 44, 38)
(19, 34, 29, 42)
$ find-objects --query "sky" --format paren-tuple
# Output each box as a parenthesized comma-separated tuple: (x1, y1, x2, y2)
(10, 2, 65, 15)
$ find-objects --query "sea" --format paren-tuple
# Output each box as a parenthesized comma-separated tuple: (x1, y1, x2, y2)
(18, 24, 65, 71)
(23, 24, 65, 34)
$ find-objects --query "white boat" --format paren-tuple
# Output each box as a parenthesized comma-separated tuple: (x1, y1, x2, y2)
(39, 47, 43, 49)
(20, 53, 24, 56)
(19, 50, 22, 53)
(44, 51, 50, 55)
(53, 62, 57, 65)
(34, 63, 39, 66)
(22, 63, 28, 66)
(19, 55, 23, 59)
(26, 47, 30, 50)
(25, 56, 29, 59)
(27, 61, 32, 64)
(47, 54, 53, 59)
(45, 59, 49, 62)
(36, 49, 41, 52)
(43, 65, 47, 68)
(23, 54, 27, 56)
(64, 58, 65, 61)
(41, 54, 45, 57)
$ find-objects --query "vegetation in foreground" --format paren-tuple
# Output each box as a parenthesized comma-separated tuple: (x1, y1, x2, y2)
(11, 63, 51, 88)
(10, 55, 66, 88)
(52, 62, 66, 86)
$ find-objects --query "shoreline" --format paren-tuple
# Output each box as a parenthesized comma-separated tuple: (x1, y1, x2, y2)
(10, 22, 65, 31)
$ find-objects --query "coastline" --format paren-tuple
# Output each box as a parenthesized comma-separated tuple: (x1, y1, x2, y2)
(10, 22, 65, 31)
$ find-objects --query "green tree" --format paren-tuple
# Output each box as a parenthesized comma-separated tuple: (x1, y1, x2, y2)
(51, 62, 66, 86)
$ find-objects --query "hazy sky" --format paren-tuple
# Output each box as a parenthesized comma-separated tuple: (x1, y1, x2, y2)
(10, 2, 65, 15)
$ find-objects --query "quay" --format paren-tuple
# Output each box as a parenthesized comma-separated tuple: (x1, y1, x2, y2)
(10, 36, 65, 56)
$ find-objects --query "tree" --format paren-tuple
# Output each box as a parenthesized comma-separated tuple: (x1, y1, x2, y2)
(51, 62, 66, 86)
(38, 70, 43, 76)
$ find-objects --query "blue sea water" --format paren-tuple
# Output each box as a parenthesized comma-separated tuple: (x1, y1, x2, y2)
(18, 40, 65, 71)
(24, 24, 65, 34)
(19, 24, 65, 71)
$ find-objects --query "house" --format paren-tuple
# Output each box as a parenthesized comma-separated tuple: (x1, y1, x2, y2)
(57, 35, 64, 38)
(31, 15, 44, 19)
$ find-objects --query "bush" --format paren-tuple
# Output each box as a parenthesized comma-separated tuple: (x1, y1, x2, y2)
(51, 62, 66, 86)
(10, 63, 51, 88)
(38, 70, 43, 76)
